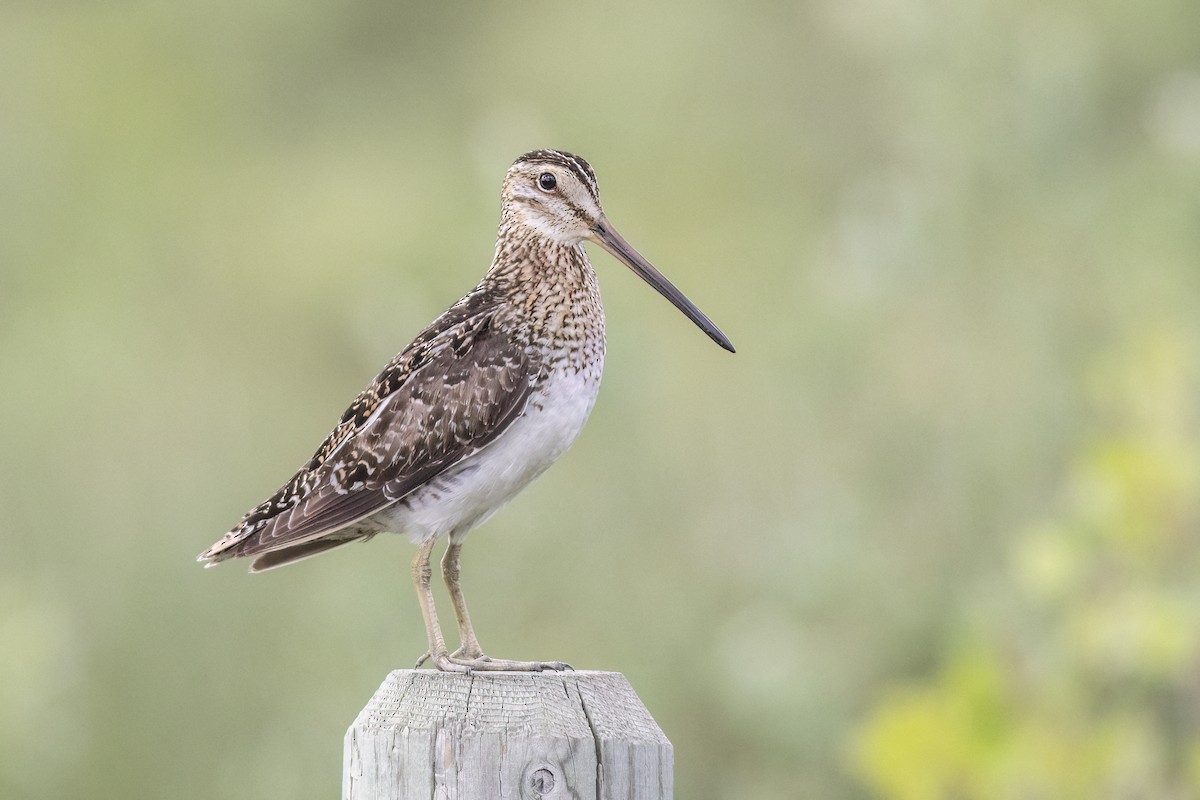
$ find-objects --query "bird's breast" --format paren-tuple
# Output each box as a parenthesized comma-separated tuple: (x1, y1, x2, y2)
(380, 359, 604, 542)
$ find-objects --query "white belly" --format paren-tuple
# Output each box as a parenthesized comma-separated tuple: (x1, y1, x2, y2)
(374, 366, 602, 543)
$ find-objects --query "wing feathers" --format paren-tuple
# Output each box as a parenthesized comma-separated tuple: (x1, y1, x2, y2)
(201, 293, 540, 565)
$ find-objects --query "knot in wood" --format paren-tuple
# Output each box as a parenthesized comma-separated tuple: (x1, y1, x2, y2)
(530, 766, 555, 795)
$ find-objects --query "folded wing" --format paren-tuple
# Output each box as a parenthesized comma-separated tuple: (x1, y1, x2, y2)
(199, 294, 539, 566)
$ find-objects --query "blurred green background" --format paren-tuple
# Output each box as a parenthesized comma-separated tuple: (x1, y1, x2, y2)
(2, 0, 1199, 798)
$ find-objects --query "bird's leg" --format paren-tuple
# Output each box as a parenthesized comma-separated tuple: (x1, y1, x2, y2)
(435, 539, 573, 673)
(442, 541, 486, 660)
(411, 541, 483, 667)
(411, 537, 469, 673)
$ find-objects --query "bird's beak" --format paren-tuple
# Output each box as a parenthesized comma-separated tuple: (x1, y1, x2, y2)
(588, 217, 735, 353)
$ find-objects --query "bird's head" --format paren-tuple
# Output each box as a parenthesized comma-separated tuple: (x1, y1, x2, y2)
(502, 149, 604, 243)
(502, 149, 735, 353)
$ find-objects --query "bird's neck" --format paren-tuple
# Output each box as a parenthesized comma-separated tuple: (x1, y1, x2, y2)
(483, 217, 605, 349)
(487, 217, 588, 282)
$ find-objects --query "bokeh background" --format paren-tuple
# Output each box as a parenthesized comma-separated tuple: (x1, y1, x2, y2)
(3, 0, 1199, 798)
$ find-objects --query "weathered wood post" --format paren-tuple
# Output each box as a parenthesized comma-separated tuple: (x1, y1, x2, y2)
(343, 670, 673, 800)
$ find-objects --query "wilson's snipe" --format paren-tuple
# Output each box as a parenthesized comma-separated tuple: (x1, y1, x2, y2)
(199, 150, 734, 672)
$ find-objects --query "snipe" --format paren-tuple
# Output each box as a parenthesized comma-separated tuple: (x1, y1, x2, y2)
(199, 150, 734, 672)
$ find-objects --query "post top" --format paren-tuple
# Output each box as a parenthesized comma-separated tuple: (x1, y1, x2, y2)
(386, 668, 626, 679)
(351, 668, 669, 745)
(345, 668, 674, 799)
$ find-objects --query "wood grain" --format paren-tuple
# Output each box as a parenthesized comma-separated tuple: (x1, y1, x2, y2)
(344, 670, 672, 799)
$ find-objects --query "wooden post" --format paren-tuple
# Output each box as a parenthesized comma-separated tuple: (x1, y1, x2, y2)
(343, 669, 673, 800)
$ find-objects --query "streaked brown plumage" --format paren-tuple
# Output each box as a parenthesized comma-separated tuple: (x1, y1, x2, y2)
(199, 150, 733, 672)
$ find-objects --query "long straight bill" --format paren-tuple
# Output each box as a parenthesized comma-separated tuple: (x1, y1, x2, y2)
(589, 218, 735, 353)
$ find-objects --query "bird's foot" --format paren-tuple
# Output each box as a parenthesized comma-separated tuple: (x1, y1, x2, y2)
(413, 649, 572, 672)
(414, 644, 485, 669)
(445, 655, 573, 672)
(412, 648, 475, 673)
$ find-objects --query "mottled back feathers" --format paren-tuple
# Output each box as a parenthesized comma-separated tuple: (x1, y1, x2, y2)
(199, 286, 542, 564)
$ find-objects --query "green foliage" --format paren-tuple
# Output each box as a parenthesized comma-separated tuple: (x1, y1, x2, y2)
(857, 335, 1200, 799)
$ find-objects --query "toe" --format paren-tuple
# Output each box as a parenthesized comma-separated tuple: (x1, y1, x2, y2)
(433, 654, 472, 673)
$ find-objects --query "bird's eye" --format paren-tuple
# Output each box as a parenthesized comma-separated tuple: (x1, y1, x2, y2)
(538, 172, 557, 191)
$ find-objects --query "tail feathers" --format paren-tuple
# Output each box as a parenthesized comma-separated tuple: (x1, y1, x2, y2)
(196, 535, 247, 566)
(248, 535, 366, 573)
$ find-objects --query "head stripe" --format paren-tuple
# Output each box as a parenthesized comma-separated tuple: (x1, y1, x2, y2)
(514, 149, 599, 200)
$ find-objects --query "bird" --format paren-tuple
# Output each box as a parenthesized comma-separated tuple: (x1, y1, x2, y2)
(198, 149, 734, 672)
